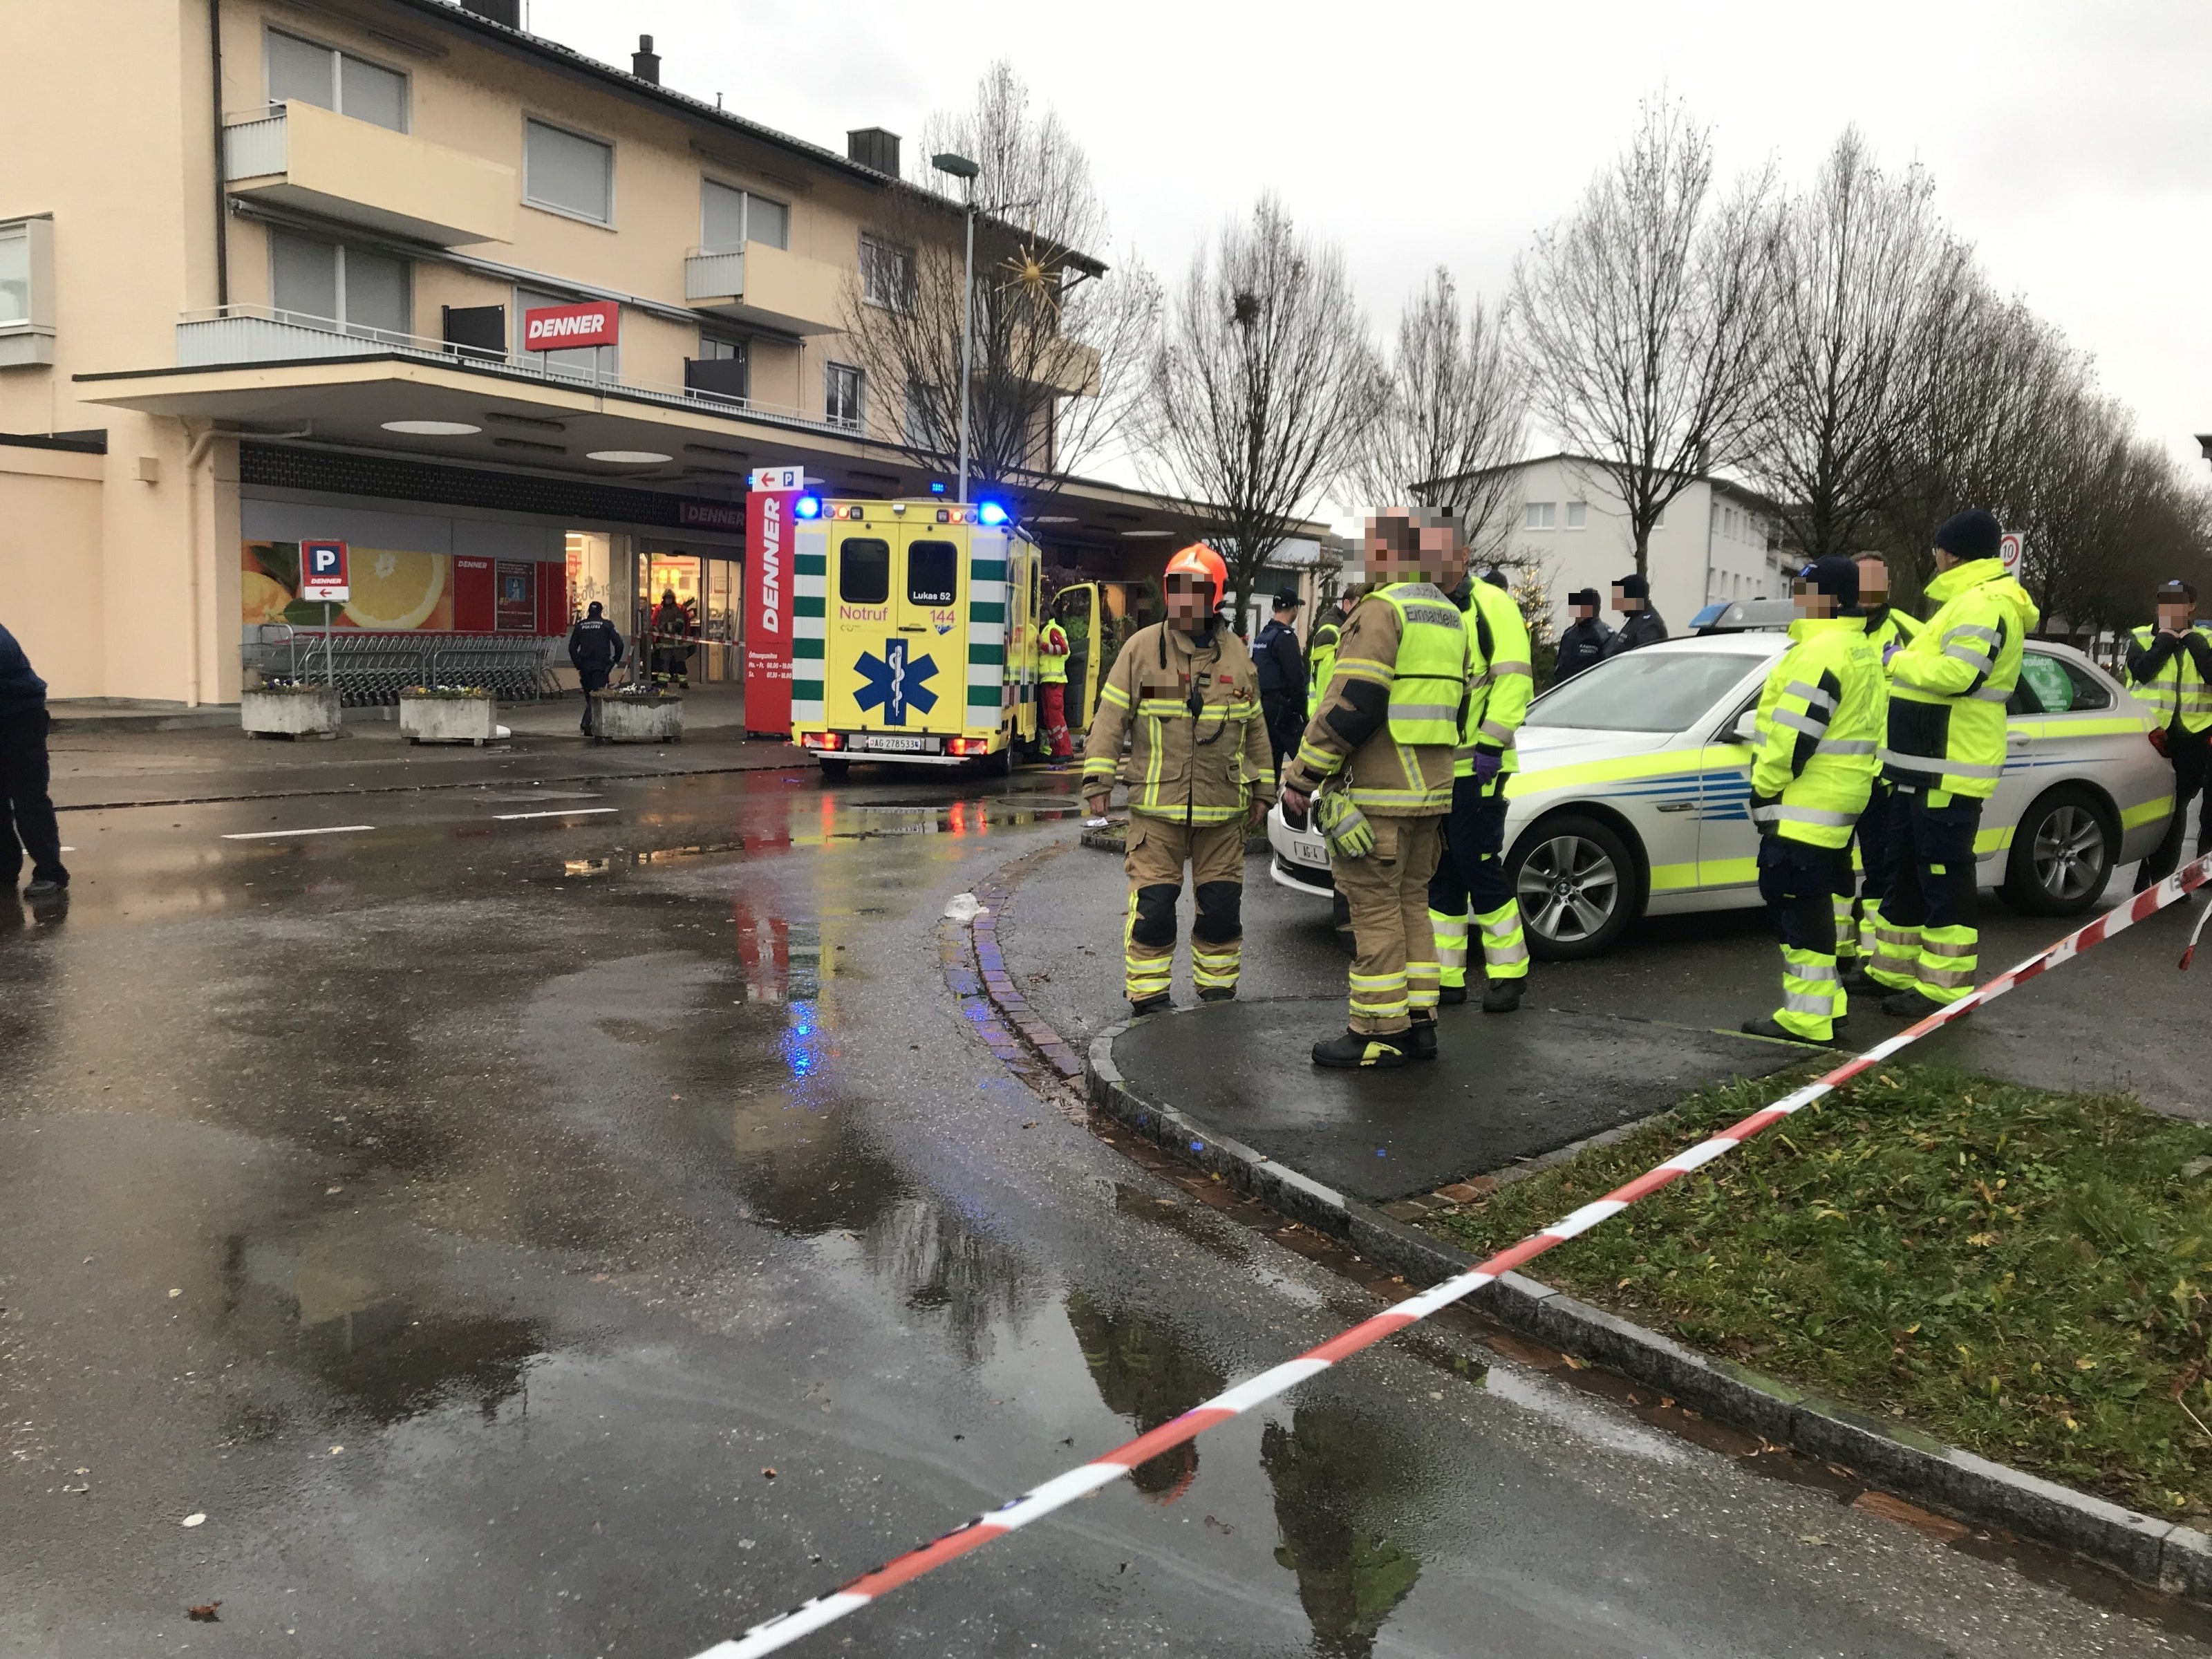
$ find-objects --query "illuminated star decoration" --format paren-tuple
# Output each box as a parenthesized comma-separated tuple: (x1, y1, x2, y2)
(853, 637, 939, 727)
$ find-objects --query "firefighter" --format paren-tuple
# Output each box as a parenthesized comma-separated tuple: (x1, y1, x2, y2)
(1553, 589, 1613, 686)
(1837, 552, 1921, 986)
(2128, 579, 2212, 890)
(1428, 568, 1534, 1013)
(1871, 509, 2039, 1018)
(1080, 544, 1273, 1015)
(1038, 609, 1074, 765)
(1280, 510, 1468, 1069)
(1741, 557, 1886, 1044)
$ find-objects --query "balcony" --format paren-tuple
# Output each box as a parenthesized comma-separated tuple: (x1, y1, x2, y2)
(169, 305, 845, 436)
(683, 242, 843, 335)
(223, 100, 515, 247)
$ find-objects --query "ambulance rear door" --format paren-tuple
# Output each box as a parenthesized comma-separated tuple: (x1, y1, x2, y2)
(890, 524, 966, 745)
(1056, 582, 1103, 731)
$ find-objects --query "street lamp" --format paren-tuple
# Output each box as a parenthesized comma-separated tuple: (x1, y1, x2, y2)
(931, 150, 982, 504)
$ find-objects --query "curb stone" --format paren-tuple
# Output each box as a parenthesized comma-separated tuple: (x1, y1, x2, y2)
(1085, 1011, 2212, 1603)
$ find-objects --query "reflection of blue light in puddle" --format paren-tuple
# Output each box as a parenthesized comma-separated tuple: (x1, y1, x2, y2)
(781, 1000, 822, 1080)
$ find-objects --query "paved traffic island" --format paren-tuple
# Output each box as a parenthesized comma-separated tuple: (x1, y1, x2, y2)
(1096, 995, 1806, 1205)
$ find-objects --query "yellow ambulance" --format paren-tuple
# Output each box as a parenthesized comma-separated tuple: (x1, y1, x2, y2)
(791, 497, 1043, 777)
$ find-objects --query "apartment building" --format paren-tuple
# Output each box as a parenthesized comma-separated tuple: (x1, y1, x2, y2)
(0, 0, 1201, 704)
(1477, 454, 1792, 639)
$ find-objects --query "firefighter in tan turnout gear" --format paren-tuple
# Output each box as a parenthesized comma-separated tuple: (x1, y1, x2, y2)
(1082, 544, 1275, 1015)
(1280, 510, 1470, 1070)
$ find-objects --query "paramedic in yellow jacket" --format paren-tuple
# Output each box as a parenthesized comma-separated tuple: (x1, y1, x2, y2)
(1081, 544, 1274, 1015)
(1280, 509, 1469, 1070)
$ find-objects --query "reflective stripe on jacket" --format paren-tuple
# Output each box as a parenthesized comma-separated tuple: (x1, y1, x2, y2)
(2126, 624, 2212, 733)
(1038, 619, 1070, 684)
(1457, 580, 1533, 778)
(1752, 617, 1886, 848)
(1285, 585, 1463, 816)
(1882, 558, 2041, 799)
(1079, 622, 1273, 824)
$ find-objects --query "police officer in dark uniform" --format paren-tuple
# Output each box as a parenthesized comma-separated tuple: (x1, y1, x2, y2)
(0, 620, 67, 900)
(566, 601, 626, 734)
(1553, 589, 1614, 686)
(1253, 588, 1307, 768)
(1603, 573, 1668, 657)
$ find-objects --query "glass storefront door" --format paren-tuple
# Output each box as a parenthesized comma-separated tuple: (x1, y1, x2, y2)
(639, 547, 743, 683)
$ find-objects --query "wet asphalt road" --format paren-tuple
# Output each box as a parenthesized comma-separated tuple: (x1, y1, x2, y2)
(4, 763, 2206, 1658)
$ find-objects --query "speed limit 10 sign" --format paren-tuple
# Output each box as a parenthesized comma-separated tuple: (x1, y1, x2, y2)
(1998, 529, 2025, 577)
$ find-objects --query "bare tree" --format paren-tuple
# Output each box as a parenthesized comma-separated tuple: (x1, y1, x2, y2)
(1356, 267, 1526, 568)
(1510, 98, 1775, 574)
(838, 63, 1158, 489)
(1742, 130, 1967, 561)
(1137, 195, 1379, 626)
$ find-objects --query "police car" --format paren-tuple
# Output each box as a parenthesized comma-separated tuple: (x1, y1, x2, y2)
(1266, 604, 2174, 959)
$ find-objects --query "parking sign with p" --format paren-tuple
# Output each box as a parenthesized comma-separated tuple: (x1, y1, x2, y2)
(300, 539, 350, 602)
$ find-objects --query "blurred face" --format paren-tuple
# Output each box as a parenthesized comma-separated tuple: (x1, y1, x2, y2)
(1611, 583, 1635, 612)
(2159, 599, 2196, 633)
(1571, 601, 1595, 621)
(1855, 559, 1889, 606)
(1365, 513, 1468, 590)
(1930, 544, 1960, 573)
(1164, 572, 1212, 633)
(1792, 579, 1837, 621)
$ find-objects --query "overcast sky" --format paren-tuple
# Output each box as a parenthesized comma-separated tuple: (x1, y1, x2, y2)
(536, 0, 2212, 496)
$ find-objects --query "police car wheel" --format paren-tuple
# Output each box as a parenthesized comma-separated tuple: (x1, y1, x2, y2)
(2001, 785, 2115, 917)
(818, 758, 850, 782)
(1509, 814, 1640, 961)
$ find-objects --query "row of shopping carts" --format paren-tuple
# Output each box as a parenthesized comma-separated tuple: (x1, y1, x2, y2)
(245, 627, 565, 707)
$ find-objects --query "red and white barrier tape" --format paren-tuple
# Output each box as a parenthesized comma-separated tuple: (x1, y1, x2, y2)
(693, 852, 2212, 1659)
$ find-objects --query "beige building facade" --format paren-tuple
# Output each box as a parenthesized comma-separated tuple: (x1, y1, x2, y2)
(0, 0, 1184, 705)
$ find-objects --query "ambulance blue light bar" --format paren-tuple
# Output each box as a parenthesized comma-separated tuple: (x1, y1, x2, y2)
(977, 500, 1009, 527)
(794, 494, 822, 519)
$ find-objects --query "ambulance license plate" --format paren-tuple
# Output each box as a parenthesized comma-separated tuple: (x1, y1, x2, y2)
(858, 734, 933, 753)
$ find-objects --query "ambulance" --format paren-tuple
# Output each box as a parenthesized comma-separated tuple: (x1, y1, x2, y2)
(790, 497, 1044, 776)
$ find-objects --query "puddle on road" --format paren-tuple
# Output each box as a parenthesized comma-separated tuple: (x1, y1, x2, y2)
(1262, 1405, 1426, 1658)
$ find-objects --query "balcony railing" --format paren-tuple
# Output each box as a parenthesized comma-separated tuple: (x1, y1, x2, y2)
(174, 305, 851, 437)
(683, 241, 843, 335)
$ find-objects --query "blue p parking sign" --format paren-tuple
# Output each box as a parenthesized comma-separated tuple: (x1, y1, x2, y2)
(301, 539, 350, 602)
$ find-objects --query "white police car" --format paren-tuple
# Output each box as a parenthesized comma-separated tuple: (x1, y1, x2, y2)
(1267, 610, 2174, 959)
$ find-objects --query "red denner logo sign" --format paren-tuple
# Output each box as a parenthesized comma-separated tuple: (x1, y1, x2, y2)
(522, 301, 620, 350)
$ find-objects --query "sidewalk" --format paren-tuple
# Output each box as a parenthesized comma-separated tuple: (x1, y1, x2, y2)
(48, 684, 808, 810)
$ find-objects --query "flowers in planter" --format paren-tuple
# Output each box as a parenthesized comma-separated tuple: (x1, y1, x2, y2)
(400, 684, 495, 700)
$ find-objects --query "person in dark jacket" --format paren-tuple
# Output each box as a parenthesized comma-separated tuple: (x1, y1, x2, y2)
(1553, 589, 1614, 685)
(1603, 573, 1668, 656)
(0, 622, 66, 899)
(566, 601, 626, 733)
(1252, 589, 1307, 768)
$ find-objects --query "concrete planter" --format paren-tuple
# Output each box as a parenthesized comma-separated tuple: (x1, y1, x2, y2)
(400, 693, 498, 746)
(592, 693, 683, 743)
(241, 685, 341, 739)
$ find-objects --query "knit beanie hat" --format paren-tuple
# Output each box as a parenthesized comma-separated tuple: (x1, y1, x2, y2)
(1798, 556, 1859, 608)
(1933, 508, 2003, 562)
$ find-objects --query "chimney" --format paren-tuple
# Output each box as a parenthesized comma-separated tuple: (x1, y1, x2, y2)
(458, 0, 521, 27)
(632, 34, 660, 82)
(846, 127, 901, 176)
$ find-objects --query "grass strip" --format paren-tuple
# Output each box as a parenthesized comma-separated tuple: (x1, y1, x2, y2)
(1425, 1062, 2212, 1519)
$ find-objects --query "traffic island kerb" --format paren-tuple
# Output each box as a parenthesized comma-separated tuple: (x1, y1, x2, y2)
(1082, 1007, 2212, 1604)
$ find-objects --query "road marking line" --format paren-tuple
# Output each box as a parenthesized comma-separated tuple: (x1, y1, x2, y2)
(695, 852, 2212, 1658)
(220, 825, 376, 841)
(491, 807, 621, 821)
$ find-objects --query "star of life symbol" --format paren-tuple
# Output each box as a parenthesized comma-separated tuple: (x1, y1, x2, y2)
(854, 637, 939, 726)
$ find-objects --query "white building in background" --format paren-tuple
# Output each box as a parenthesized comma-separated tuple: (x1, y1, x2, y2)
(1451, 454, 1794, 640)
